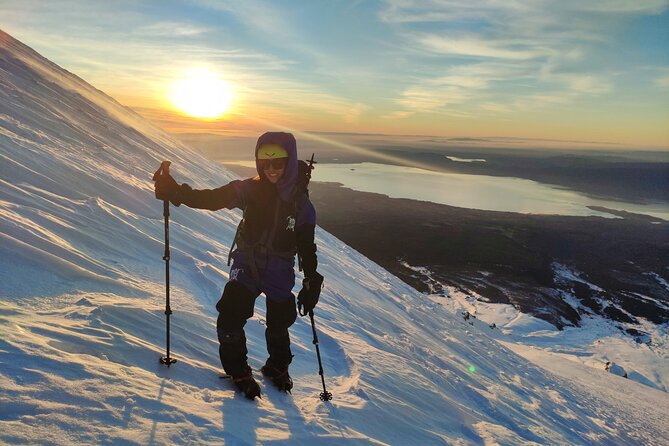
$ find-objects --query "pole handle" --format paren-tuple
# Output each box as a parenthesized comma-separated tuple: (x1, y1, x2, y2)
(152, 160, 172, 181)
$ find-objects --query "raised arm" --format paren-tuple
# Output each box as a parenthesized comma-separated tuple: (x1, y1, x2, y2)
(154, 168, 250, 211)
(172, 180, 245, 211)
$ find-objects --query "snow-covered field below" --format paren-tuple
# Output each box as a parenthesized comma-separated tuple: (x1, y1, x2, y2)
(439, 281, 669, 394)
(2, 29, 669, 445)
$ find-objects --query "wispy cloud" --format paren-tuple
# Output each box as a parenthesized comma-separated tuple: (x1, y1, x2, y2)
(512, 94, 571, 111)
(383, 111, 415, 120)
(480, 102, 512, 113)
(191, 0, 332, 66)
(380, 0, 664, 117)
(656, 73, 669, 89)
(556, 74, 612, 95)
(417, 35, 544, 60)
(391, 61, 529, 113)
(381, 0, 669, 24)
(574, 0, 669, 14)
(242, 78, 370, 124)
(133, 22, 211, 37)
(397, 67, 489, 111)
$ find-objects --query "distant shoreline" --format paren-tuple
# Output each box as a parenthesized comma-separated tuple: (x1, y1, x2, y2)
(221, 156, 669, 216)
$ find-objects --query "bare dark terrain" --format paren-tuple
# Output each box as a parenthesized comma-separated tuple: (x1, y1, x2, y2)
(306, 182, 669, 331)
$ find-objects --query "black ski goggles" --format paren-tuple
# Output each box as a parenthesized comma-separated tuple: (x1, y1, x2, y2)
(258, 158, 288, 170)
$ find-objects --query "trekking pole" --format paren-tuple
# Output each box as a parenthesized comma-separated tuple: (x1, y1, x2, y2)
(152, 161, 177, 367)
(309, 310, 332, 401)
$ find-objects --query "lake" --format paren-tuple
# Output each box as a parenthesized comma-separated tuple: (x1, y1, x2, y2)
(227, 161, 669, 220)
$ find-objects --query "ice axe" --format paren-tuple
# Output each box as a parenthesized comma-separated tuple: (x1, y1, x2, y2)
(304, 152, 317, 180)
(152, 161, 177, 367)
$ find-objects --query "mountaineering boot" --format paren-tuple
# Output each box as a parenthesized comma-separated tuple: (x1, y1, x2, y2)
(261, 362, 293, 393)
(232, 366, 261, 400)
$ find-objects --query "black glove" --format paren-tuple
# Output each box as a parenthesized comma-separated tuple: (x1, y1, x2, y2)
(297, 271, 323, 316)
(154, 172, 179, 202)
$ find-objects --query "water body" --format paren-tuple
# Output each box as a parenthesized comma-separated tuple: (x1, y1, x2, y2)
(228, 161, 669, 220)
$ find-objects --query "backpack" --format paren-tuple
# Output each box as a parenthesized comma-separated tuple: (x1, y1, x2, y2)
(296, 153, 316, 196)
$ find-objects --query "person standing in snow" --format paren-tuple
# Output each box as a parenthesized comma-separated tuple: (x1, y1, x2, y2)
(154, 132, 323, 399)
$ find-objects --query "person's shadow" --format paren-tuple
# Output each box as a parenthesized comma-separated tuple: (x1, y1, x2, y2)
(147, 378, 167, 445)
(219, 368, 337, 443)
(220, 374, 262, 445)
(255, 375, 347, 444)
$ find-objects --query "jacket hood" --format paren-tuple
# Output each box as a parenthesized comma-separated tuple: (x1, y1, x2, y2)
(255, 132, 298, 202)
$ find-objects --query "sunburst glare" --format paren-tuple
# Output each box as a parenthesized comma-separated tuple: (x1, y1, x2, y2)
(170, 69, 233, 119)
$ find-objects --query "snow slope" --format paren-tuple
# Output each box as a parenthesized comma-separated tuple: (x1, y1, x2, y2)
(1, 29, 668, 445)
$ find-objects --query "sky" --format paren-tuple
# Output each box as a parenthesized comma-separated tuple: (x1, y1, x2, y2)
(2, 0, 669, 148)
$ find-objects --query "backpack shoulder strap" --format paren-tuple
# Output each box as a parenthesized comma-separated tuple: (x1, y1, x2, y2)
(227, 207, 246, 266)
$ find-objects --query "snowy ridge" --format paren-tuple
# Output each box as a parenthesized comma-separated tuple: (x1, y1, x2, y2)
(1, 29, 669, 445)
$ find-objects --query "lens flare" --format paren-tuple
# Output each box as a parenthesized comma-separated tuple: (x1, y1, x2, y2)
(170, 69, 233, 119)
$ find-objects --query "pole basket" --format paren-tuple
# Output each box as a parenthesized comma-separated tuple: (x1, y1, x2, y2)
(160, 356, 177, 366)
(319, 390, 333, 401)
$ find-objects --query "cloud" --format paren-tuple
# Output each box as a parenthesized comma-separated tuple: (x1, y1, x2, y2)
(395, 62, 613, 116)
(379, 1, 664, 116)
(382, 0, 669, 63)
(383, 111, 415, 119)
(392, 61, 528, 113)
(656, 74, 669, 89)
(380, 0, 500, 23)
(573, 0, 669, 14)
(417, 35, 543, 60)
(191, 0, 328, 64)
(380, 0, 669, 24)
(512, 94, 571, 110)
(433, 75, 489, 89)
(559, 74, 612, 94)
(395, 72, 484, 112)
(133, 22, 210, 37)
(480, 102, 512, 113)
(246, 80, 370, 124)
(399, 86, 467, 111)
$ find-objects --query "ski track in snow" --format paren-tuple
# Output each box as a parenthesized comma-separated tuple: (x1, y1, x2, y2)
(1, 29, 669, 445)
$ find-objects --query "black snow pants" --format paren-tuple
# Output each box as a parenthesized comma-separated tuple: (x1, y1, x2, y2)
(216, 281, 297, 378)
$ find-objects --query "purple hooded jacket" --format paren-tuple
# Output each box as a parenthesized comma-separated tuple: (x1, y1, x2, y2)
(172, 132, 318, 284)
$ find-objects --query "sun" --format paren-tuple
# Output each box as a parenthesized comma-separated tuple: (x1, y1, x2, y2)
(170, 69, 234, 119)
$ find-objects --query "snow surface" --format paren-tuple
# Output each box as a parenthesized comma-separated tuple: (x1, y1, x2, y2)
(1, 29, 669, 445)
